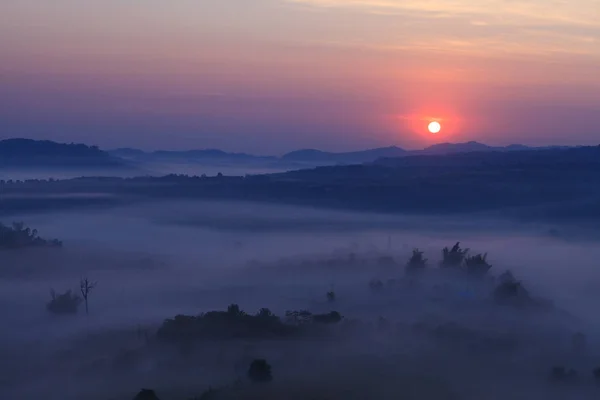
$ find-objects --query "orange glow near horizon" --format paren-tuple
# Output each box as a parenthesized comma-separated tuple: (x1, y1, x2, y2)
(396, 108, 466, 145)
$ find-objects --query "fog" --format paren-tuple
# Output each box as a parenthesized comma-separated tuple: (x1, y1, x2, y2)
(1, 200, 600, 399)
(0, 162, 293, 182)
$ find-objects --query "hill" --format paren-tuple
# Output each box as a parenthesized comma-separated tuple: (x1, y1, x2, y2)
(3, 145, 600, 222)
(107, 142, 564, 168)
(0, 139, 127, 168)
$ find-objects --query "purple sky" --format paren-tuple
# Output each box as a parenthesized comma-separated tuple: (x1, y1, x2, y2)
(1, 0, 599, 154)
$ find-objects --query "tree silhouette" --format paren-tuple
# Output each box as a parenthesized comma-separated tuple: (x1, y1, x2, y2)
(80, 277, 97, 315)
(464, 253, 492, 277)
(406, 248, 427, 273)
(247, 359, 272, 382)
(47, 289, 82, 314)
(133, 389, 161, 400)
(441, 242, 469, 268)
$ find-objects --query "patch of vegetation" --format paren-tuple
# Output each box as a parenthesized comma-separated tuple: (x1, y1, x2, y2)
(247, 359, 273, 383)
(464, 253, 492, 278)
(312, 311, 343, 324)
(493, 271, 532, 307)
(440, 242, 469, 269)
(156, 305, 343, 342)
(133, 389, 161, 400)
(0, 222, 62, 249)
(406, 248, 427, 273)
(192, 386, 220, 400)
(46, 289, 82, 315)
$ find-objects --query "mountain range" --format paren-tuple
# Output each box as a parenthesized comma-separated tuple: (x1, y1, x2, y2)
(109, 141, 562, 165)
(0, 138, 127, 168)
(0, 138, 581, 169)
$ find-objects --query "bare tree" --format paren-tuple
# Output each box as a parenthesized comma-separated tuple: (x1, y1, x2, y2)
(80, 277, 97, 315)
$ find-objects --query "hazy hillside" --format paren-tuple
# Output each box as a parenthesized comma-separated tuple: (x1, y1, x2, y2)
(375, 145, 600, 168)
(108, 142, 567, 168)
(2, 145, 600, 223)
(0, 139, 127, 168)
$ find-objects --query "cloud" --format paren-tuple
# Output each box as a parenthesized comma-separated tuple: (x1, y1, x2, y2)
(285, 0, 598, 26)
(285, 0, 600, 57)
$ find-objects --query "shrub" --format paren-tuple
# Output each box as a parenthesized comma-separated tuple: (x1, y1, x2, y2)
(247, 359, 272, 382)
(441, 242, 469, 268)
(464, 253, 492, 277)
(493, 271, 532, 306)
(285, 310, 313, 325)
(312, 311, 342, 324)
(406, 248, 427, 273)
(133, 389, 161, 400)
(46, 289, 82, 315)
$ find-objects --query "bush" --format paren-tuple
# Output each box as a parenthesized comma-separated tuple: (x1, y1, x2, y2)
(312, 311, 343, 324)
(493, 271, 532, 306)
(441, 242, 468, 268)
(247, 359, 272, 382)
(406, 248, 427, 273)
(46, 289, 82, 315)
(133, 389, 161, 400)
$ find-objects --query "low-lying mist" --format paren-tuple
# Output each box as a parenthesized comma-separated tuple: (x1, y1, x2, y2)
(1, 200, 599, 399)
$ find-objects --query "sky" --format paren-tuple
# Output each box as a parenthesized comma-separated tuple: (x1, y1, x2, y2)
(1, 0, 599, 153)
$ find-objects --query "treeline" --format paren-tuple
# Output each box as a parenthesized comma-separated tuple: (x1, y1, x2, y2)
(156, 304, 343, 343)
(0, 222, 62, 249)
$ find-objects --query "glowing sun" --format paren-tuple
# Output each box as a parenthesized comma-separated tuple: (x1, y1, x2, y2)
(428, 121, 441, 134)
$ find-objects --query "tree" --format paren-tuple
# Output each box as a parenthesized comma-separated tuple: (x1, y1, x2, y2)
(441, 242, 469, 268)
(464, 253, 492, 277)
(47, 289, 82, 315)
(406, 248, 427, 273)
(80, 277, 97, 315)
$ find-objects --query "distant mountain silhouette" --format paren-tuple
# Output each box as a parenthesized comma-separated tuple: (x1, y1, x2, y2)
(110, 147, 147, 158)
(0, 139, 127, 168)
(109, 148, 276, 163)
(374, 144, 600, 169)
(282, 146, 407, 164)
(108, 142, 565, 167)
(416, 141, 533, 155)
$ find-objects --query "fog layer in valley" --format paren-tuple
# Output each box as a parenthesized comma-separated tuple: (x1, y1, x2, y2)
(1, 200, 599, 399)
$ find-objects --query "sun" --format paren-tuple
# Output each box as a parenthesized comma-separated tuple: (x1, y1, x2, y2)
(428, 121, 441, 134)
